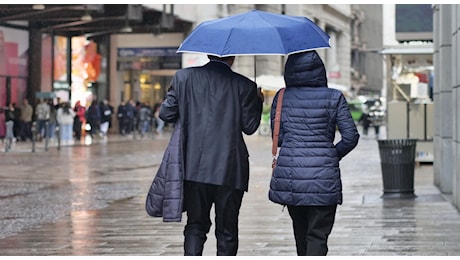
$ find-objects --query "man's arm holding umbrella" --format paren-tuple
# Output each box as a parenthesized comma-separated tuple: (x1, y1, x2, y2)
(159, 82, 179, 123)
(240, 83, 264, 135)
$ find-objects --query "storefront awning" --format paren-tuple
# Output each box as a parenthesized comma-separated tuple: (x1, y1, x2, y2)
(378, 44, 433, 55)
(255, 74, 352, 96)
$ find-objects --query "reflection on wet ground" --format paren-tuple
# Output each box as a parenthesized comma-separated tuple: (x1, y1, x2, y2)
(0, 131, 460, 256)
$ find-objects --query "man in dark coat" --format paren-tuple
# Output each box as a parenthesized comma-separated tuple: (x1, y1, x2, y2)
(159, 55, 264, 256)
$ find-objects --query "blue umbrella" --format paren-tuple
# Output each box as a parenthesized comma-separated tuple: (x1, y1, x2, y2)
(177, 9, 330, 57)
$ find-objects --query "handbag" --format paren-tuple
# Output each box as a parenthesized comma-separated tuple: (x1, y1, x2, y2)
(272, 88, 285, 171)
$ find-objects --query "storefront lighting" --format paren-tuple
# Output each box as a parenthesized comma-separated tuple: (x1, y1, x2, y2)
(81, 13, 93, 21)
(32, 4, 45, 10)
(120, 25, 133, 33)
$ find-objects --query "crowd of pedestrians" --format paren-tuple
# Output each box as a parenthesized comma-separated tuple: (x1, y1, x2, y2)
(116, 99, 165, 137)
(1, 97, 167, 151)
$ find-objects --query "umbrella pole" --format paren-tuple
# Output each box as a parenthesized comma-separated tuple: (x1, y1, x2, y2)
(254, 56, 257, 83)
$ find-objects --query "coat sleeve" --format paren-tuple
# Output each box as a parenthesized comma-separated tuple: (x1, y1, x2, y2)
(335, 94, 360, 160)
(240, 80, 263, 135)
(159, 76, 179, 123)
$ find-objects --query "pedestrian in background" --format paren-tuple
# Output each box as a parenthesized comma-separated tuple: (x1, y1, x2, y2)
(19, 98, 33, 142)
(116, 101, 126, 135)
(0, 108, 6, 145)
(130, 100, 137, 134)
(73, 100, 86, 141)
(35, 98, 50, 141)
(56, 101, 75, 145)
(124, 100, 136, 135)
(368, 100, 384, 139)
(47, 99, 58, 142)
(358, 109, 371, 136)
(269, 50, 360, 256)
(11, 103, 21, 139)
(86, 100, 101, 138)
(99, 99, 113, 137)
(159, 55, 264, 256)
(4, 103, 16, 149)
(137, 102, 151, 137)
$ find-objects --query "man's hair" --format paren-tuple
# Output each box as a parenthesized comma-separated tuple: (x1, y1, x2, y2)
(207, 55, 235, 62)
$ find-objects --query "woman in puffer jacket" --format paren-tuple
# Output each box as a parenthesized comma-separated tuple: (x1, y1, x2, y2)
(269, 50, 360, 256)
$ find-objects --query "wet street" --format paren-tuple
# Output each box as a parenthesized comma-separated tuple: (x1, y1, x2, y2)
(1, 129, 460, 256)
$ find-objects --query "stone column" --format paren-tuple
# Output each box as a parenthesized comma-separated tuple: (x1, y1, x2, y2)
(433, 4, 453, 194)
(451, 5, 460, 208)
(28, 28, 42, 102)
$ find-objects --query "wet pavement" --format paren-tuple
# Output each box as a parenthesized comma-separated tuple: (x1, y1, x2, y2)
(0, 128, 460, 256)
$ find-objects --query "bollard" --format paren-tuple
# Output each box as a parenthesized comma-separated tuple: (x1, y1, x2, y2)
(4, 121, 13, 152)
(31, 121, 36, 152)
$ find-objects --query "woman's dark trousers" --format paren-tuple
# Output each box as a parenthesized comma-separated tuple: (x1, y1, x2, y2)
(287, 205, 337, 256)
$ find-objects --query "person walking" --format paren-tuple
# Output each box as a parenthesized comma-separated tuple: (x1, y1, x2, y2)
(85, 100, 101, 138)
(19, 98, 33, 142)
(11, 103, 21, 139)
(159, 55, 264, 256)
(269, 50, 360, 256)
(56, 101, 75, 145)
(47, 99, 58, 142)
(0, 108, 5, 146)
(137, 102, 151, 137)
(124, 99, 136, 135)
(35, 98, 50, 141)
(4, 103, 16, 151)
(358, 110, 371, 136)
(116, 101, 127, 135)
(368, 100, 384, 139)
(99, 99, 113, 137)
(73, 101, 86, 141)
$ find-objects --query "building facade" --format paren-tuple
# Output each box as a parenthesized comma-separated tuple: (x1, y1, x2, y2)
(433, 4, 460, 210)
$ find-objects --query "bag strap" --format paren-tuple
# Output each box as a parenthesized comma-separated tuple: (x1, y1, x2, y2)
(272, 88, 285, 158)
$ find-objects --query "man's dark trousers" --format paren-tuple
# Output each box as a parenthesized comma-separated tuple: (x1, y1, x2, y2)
(183, 180, 244, 256)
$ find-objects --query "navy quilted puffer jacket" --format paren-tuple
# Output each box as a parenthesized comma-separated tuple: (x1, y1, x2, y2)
(269, 51, 360, 206)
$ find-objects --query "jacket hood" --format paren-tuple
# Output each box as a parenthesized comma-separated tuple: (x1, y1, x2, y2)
(284, 50, 327, 87)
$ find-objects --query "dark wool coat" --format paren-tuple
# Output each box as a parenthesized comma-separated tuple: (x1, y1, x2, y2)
(160, 60, 263, 191)
(145, 122, 183, 222)
(269, 51, 360, 206)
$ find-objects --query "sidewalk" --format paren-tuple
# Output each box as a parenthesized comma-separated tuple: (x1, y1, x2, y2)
(0, 128, 459, 256)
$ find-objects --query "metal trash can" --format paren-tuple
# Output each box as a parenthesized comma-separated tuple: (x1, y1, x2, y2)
(377, 139, 417, 199)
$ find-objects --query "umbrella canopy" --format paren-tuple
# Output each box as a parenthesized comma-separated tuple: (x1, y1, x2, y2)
(177, 9, 330, 57)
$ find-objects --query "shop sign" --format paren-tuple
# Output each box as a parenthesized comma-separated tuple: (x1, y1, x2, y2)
(35, 91, 56, 99)
(117, 56, 181, 71)
(117, 47, 180, 58)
